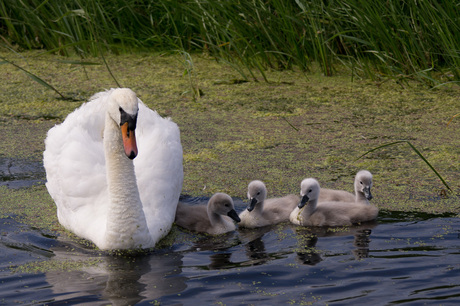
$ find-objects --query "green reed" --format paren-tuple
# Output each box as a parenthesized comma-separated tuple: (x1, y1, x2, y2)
(1, 0, 459, 84)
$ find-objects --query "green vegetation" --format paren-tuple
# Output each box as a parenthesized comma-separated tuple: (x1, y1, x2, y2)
(1, 0, 459, 84)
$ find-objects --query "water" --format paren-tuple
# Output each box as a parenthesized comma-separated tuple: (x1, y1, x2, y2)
(0, 160, 459, 305)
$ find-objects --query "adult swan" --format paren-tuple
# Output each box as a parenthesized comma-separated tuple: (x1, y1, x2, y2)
(44, 88, 183, 250)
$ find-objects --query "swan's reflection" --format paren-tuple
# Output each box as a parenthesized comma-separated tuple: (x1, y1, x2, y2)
(292, 221, 378, 265)
(45, 238, 186, 305)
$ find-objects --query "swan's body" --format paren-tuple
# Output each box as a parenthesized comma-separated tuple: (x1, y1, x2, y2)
(239, 180, 299, 228)
(318, 170, 374, 204)
(290, 178, 378, 227)
(175, 193, 241, 235)
(44, 88, 183, 250)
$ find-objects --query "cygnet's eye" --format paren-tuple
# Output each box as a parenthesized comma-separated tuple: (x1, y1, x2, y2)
(360, 181, 363, 185)
(308, 189, 312, 193)
(257, 191, 260, 195)
(224, 204, 229, 207)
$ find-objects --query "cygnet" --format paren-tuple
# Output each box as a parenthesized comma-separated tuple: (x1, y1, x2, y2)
(290, 178, 378, 227)
(239, 180, 299, 228)
(319, 170, 374, 204)
(175, 193, 241, 235)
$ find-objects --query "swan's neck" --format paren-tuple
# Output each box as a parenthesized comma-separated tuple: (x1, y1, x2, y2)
(103, 115, 152, 249)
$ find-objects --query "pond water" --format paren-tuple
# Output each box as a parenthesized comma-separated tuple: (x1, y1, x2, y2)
(0, 159, 459, 305)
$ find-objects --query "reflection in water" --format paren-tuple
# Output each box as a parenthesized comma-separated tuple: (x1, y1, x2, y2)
(353, 228, 372, 259)
(208, 252, 233, 270)
(293, 221, 378, 265)
(295, 233, 322, 266)
(46, 241, 186, 305)
(239, 226, 274, 266)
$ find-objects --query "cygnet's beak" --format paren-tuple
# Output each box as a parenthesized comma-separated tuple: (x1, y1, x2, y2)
(247, 197, 258, 212)
(364, 187, 373, 201)
(227, 209, 241, 223)
(298, 194, 309, 209)
(121, 121, 138, 159)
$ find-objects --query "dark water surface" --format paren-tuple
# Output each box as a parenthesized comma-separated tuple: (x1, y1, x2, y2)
(1, 204, 459, 305)
(1, 159, 459, 305)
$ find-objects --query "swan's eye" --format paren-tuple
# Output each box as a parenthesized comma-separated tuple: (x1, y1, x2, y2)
(224, 204, 229, 207)
(360, 181, 363, 185)
(308, 189, 312, 193)
(256, 192, 260, 195)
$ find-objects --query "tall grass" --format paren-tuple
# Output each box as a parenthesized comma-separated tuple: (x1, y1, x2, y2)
(1, 0, 459, 84)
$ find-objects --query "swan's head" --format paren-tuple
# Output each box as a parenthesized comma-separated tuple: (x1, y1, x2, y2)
(209, 193, 241, 223)
(108, 88, 139, 160)
(355, 170, 373, 200)
(298, 178, 320, 209)
(246, 180, 267, 212)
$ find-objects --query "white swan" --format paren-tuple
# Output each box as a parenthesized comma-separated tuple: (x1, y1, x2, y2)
(319, 170, 373, 204)
(239, 180, 300, 228)
(175, 193, 241, 235)
(290, 178, 378, 227)
(43, 88, 183, 250)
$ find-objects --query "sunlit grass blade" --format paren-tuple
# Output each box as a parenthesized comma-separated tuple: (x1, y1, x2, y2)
(357, 140, 451, 191)
(0, 55, 67, 99)
(447, 113, 460, 127)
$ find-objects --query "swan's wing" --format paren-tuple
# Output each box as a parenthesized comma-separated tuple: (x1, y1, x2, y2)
(135, 101, 183, 242)
(43, 94, 109, 238)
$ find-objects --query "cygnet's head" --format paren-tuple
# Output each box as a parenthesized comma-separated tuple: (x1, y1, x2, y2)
(246, 180, 267, 212)
(209, 193, 241, 223)
(298, 178, 320, 209)
(108, 88, 139, 159)
(355, 170, 373, 200)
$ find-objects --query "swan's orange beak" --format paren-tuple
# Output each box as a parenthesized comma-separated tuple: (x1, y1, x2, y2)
(121, 122, 138, 159)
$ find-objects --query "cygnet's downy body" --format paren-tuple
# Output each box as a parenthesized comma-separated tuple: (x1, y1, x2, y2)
(318, 170, 373, 204)
(175, 193, 241, 235)
(239, 180, 299, 228)
(290, 178, 378, 227)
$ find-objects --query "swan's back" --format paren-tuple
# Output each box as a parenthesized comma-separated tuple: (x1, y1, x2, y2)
(44, 89, 183, 247)
(134, 102, 183, 241)
(44, 94, 109, 242)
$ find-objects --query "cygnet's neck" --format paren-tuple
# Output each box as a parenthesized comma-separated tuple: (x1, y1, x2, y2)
(252, 198, 265, 214)
(302, 198, 317, 219)
(103, 115, 151, 249)
(207, 208, 224, 227)
(354, 184, 369, 204)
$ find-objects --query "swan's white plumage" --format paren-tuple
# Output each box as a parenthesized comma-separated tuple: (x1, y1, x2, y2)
(44, 88, 183, 250)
